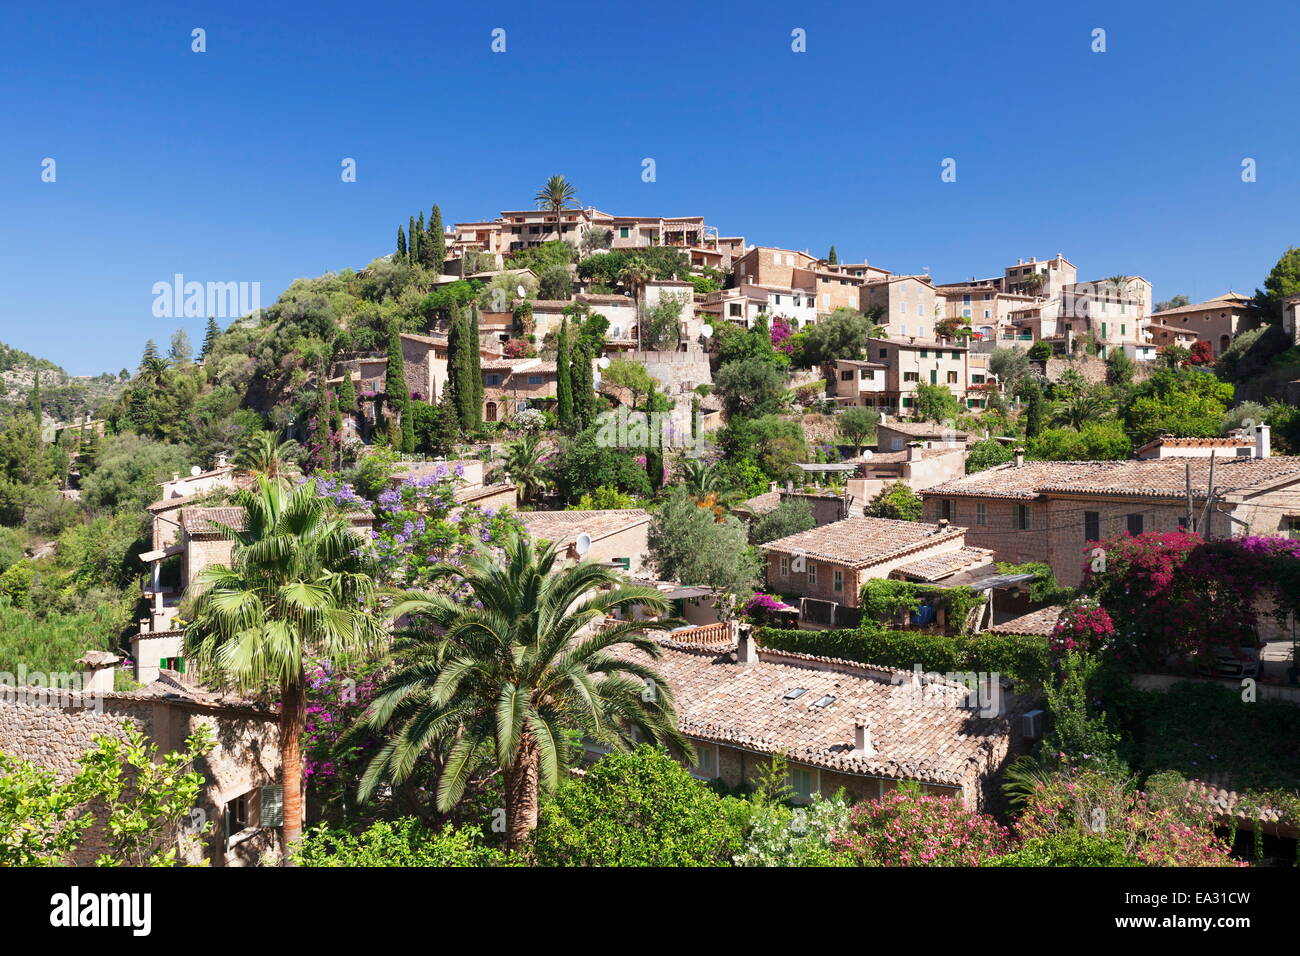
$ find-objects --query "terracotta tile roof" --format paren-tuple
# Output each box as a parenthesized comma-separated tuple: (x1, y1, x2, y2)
(179, 507, 247, 536)
(578, 293, 634, 305)
(988, 606, 1064, 637)
(850, 446, 965, 465)
(924, 457, 1300, 500)
(1152, 294, 1254, 319)
(1134, 435, 1251, 453)
(622, 640, 1010, 787)
(455, 482, 516, 504)
(517, 509, 650, 544)
(759, 517, 966, 568)
(893, 546, 995, 582)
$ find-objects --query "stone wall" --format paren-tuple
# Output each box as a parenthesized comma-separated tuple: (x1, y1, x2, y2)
(0, 686, 282, 866)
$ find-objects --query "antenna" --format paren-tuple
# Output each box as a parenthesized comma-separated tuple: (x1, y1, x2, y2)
(575, 533, 592, 556)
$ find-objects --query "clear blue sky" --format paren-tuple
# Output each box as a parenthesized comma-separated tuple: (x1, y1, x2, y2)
(1, 0, 1297, 374)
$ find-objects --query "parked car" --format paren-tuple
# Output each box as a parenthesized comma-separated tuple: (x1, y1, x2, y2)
(1195, 644, 1262, 679)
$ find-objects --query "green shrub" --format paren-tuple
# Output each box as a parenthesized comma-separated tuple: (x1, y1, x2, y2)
(534, 746, 742, 866)
(986, 832, 1139, 867)
(291, 818, 513, 867)
(755, 625, 1049, 684)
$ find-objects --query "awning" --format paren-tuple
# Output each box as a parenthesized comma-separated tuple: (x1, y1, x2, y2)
(939, 570, 1037, 591)
(138, 543, 184, 563)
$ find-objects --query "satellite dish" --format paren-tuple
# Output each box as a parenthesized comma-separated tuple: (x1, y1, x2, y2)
(190, 466, 202, 477)
(575, 533, 592, 556)
(597, 357, 611, 369)
(700, 324, 714, 338)
(516, 285, 527, 298)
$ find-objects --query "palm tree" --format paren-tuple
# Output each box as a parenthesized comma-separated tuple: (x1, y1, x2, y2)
(183, 477, 386, 861)
(534, 175, 580, 243)
(358, 529, 688, 850)
(1022, 271, 1047, 297)
(235, 431, 299, 479)
(1106, 275, 1130, 299)
(679, 456, 719, 496)
(1052, 390, 1110, 431)
(503, 434, 546, 504)
(618, 255, 654, 305)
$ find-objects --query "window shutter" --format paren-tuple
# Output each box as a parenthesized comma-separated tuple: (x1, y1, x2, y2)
(259, 785, 284, 828)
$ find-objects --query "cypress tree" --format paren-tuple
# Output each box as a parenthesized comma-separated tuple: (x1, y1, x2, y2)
(385, 324, 408, 447)
(397, 225, 407, 261)
(415, 211, 426, 266)
(571, 341, 595, 430)
(1025, 383, 1044, 439)
(401, 392, 416, 453)
(30, 371, 41, 427)
(337, 371, 357, 417)
(200, 317, 220, 360)
(828, 245, 838, 264)
(468, 304, 483, 430)
(384, 414, 401, 449)
(432, 382, 460, 453)
(141, 339, 161, 370)
(555, 317, 573, 429)
(427, 205, 446, 275)
(448, 306, 476, 430)
(409, 215, 420, 265)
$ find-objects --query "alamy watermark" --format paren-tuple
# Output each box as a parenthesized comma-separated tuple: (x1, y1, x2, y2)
(0, 667, 105, 714)
(890, 663, 1003, 718)
(151, 274, 261, 320)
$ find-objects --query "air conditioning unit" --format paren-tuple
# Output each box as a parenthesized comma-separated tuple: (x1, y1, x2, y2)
(1022, 709, 1045, 740)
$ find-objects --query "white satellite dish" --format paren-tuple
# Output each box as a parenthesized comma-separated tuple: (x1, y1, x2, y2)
(700, 324, 714, 338)
(575, 533, 592, 556)
(516, 285, 527, 298)
(597, 357, 611, 369)
(190, 466, 202, 477)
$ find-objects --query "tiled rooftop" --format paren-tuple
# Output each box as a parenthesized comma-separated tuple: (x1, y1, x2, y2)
(760, 516, 966, 568)
(924, 456, 1300, 500)
(622, 640, 1010, 787)
(517, 508, 650, 544)
(987, 605, 1065, 637)
(893, 546, 995, 582)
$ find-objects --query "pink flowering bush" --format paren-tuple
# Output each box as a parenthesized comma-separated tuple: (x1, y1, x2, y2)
(832, 784, 1012, 866)
(770, 316, 796, 354)
(1049, 599, 1116, 655)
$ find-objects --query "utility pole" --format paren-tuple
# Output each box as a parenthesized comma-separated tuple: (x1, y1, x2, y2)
(1198, 450, 1218, 538)
(1185, 461, 1195, 532)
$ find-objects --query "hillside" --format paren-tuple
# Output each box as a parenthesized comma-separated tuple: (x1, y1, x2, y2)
(0, 341, 125, 429)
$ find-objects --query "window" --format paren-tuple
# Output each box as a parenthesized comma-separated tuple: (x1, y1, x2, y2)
(224, 792, 251, 838)
(941, 499, 955, 522)
(619, 227, 629, 238)
(1286, 517, 1300, 540)
(929, 369, 938, 384)
(1014, 504, 1030, 530)
(904, 371, 919, 382)
(972, 374, 985, 384)
(692, 743, 718, 780)
(1084, 511, 1100, 541)
(807, 563, 818, 585)
(951, 351, 961, 359)
(962, 308, 972, 318)
(947, 371, 958, 384)
(778, 556, 790, 577)
(1127, 513, 1144, 535)
(920, 349, 929, 358)
(841, 370, 854, 381)
(976, 502, 986, 526)
(984, 309, 992, 319)
(486, 374, 502, 386)
(784, 687, 809, 700)
(159, 656, 185, 673)
(861, 370, 874, 380)
(527, 375, 544, 385)
(790, 767, 817, 802)
(878, 349, 888, 359)
(833, 569, 843, 593)
(962, 294, 971, 305)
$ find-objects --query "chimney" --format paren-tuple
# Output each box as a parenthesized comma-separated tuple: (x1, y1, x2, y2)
(1256, 424, 1271, 459)
(1014, 447, 1025, 468)
(736, 624, 759, 666)
(215, 453, 228, 468)
(853, 717, 876, 755)
(78, 650, 121, 695)
(785, 479, 794, 494)
(171, 472, 180, 482)
(906, 440, 921, 462)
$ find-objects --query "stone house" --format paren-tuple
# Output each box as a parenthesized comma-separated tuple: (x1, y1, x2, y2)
(919, 443, 1300, 587)
(516, 509, 652, 577)
(0, 661, 282, 867)
(611, 632, 1022, 809)
(759, 516, 994, 626)
(1149, 293, 1260, 357)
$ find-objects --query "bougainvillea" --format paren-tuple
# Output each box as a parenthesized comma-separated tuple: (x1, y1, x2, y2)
(1049, 599, 1116, 655)
(832, 784, 1012, 866)
(1085, 530, 1299, 669)
(769, 316, 796, 355)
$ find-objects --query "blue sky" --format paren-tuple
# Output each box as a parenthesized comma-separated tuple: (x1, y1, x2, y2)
(1, 0, 1297, 374)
